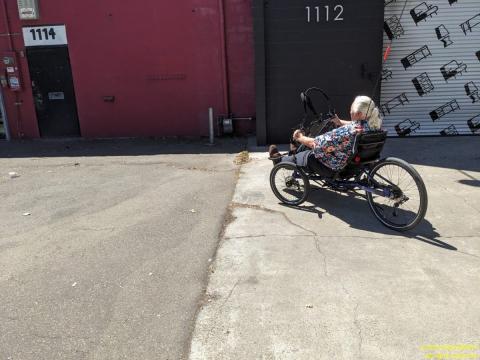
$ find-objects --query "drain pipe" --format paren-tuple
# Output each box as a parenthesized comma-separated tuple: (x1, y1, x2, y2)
(217, 0, 230, 116)
(208, 107, 214, 145)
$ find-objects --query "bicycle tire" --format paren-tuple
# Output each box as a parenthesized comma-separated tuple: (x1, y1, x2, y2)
(270, 162, 310, 206)
(366, 157, 428, 232)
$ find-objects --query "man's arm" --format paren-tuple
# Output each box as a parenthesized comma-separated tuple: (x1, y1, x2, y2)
(333, 115, 351, 126)
(293, 130, 316, 149)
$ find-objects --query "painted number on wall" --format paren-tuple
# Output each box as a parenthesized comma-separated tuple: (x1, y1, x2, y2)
(305, 5, 344, 23)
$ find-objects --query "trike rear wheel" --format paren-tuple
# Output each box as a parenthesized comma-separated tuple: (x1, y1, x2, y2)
(270, 162, 310, 206)
(366, 157, 428, 232)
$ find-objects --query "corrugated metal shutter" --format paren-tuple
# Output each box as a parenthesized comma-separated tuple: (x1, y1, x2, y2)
(381, 0, 480, 137)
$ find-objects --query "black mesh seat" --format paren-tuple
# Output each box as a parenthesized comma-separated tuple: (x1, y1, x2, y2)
(299, 130, 388, 179)
(353, 131, 388, 164)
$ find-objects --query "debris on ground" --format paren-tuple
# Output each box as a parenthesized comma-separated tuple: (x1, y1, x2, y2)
(306, 304, 314, 309)
(234, 151, 250, 165)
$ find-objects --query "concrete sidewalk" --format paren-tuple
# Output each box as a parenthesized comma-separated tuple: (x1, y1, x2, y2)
(190, 137, 480, 360)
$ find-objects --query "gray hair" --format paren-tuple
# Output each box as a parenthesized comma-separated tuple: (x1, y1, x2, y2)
(352, 96, 383, 130)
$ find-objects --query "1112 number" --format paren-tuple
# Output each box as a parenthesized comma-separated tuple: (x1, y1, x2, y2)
(305, 5, 344, 23)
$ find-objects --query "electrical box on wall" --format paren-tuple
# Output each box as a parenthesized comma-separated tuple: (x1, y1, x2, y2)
(2, 52, 22, 91)
(17, 0, 40, 20)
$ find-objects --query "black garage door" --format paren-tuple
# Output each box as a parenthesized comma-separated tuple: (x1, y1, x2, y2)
(254, 0, 385, 144)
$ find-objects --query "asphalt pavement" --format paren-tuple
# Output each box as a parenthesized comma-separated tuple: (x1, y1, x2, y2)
(0, 138, 246, 360)
(2, 136, 479, 360)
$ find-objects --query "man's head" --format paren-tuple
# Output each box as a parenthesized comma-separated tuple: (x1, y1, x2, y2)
(351, 96, 383, 130)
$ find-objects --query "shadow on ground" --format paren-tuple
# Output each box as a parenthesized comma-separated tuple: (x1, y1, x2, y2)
(282, 186, 457, 251)
(255, 136, 480, 173)
(0, 137, 247, 158)
(380, 137, 480, 173)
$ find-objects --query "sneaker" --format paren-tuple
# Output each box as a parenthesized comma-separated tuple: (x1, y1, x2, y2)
(268, 145, 282, 164)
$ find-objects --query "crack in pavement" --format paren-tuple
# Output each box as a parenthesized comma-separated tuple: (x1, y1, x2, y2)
(230, 202, 317, 237)
(340, 283, 364, 358)
(341, 283, 363, 359)
(202, 279, 242, 347)
(218, 279, 241, 310)
(353, 302, 363, 360)
(314, 237, 329, 277)
(229, 202, 333, 275)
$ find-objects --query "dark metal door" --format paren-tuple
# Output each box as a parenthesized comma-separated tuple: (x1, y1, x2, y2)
(256, 0, 384, 144)
(27, 46, 80, 137)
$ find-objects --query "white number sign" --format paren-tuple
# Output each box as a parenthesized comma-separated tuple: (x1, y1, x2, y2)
(23, 25, 68, 47)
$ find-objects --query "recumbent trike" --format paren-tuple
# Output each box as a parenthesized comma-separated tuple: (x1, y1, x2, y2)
(269, 88, 428, 232)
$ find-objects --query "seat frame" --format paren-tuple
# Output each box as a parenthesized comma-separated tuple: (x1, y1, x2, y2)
(300, 130, 388, 182)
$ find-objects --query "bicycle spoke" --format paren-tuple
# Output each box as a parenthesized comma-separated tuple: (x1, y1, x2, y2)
(368, 161, 423, 228)
(272, 165, 308, 204)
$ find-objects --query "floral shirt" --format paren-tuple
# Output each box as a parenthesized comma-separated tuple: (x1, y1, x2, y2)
(313, 120, 372, 171)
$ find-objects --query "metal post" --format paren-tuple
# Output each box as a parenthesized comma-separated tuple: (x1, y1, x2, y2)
(209, 107, 215, 145)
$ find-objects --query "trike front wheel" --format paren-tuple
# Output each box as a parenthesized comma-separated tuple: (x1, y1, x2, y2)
(270, 162, 310, 206)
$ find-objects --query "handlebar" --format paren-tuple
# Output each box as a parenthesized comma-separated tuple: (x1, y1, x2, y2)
(300, 87, 335, 118)
(292, 87, 337, 147)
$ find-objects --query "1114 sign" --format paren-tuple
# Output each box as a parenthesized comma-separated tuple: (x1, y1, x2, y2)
(23, 25, 68, 47)
(29, 27, 57, 41)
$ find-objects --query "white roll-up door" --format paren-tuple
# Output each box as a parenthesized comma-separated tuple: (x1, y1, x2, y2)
(381, 0, 480, 136)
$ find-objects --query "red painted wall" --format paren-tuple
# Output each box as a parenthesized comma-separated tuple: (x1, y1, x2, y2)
(0, 1, 255, 139)
(0, 1, 38, 138)
(225, 0, 255, 116)
(224, 0, 256, 133)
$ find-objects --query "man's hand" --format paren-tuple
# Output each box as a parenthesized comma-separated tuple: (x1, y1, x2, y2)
(293, 129, 304, 140)
(332, 115, 342, 127)
(292, 129, 315, 149)
(332, 115, 352, 127)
